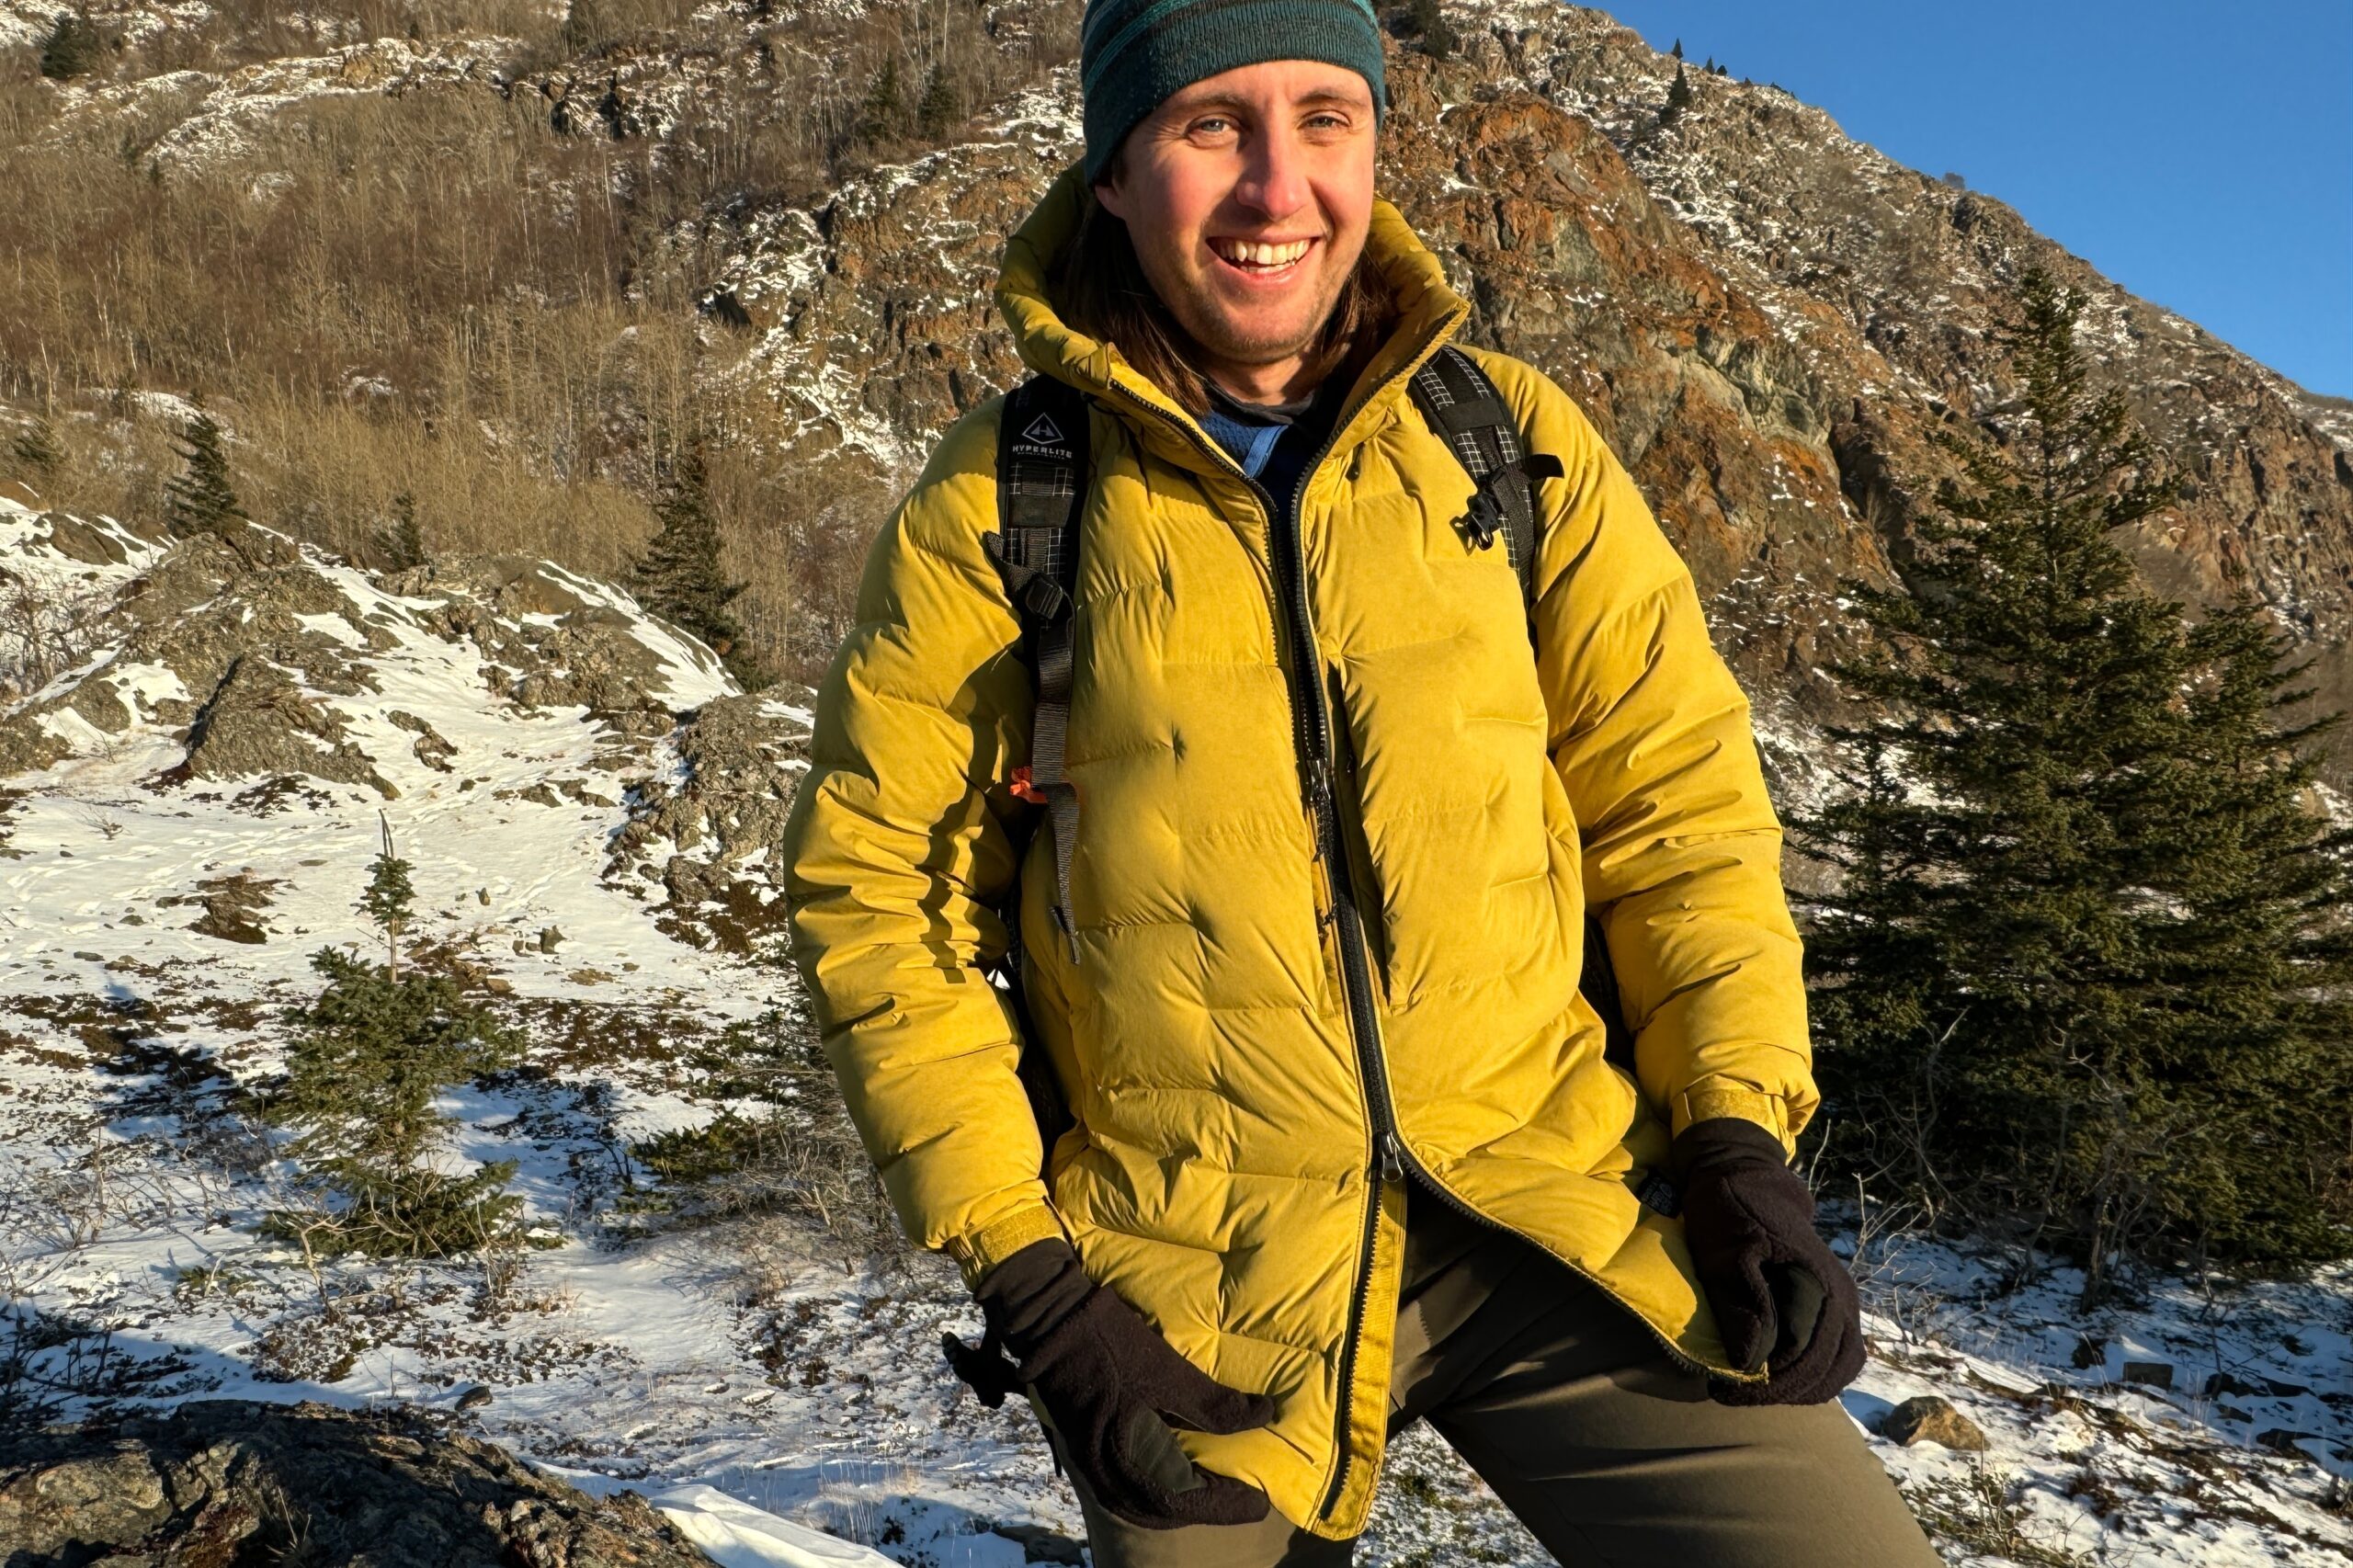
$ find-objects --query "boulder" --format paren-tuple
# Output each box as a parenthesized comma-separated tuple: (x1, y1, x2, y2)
(0, 1399, 716, 1566)
(1880, 1394, 1987, 1451)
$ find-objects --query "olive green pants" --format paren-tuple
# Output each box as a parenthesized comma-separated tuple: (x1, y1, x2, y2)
(1049, 1176, 1941, 1567)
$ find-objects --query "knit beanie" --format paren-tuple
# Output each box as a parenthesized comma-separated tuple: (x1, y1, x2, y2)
(1079, 0, 1388, 186)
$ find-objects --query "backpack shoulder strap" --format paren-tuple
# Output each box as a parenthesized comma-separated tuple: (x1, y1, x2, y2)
(1406, 345, 1564, 623)
(1409, 347, 1635, 1072)
(981, 373, 1092, 964)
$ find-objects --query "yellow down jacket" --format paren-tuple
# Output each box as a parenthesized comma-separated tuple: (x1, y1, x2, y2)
(780, 159, 1820, 1540)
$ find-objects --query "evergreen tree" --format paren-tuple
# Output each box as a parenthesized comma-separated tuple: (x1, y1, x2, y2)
(1671, 37, 1683, 59)
(915, 62, 959, 141)
(2122, 592, 2353, 1269)
(855, 57, 900, 144)
(360, 812, 416, 978)
(631, 440, 758, 686)
(163, 412, 248, 540)
(7, 419, 62, 484)
(40, 11, 103, 81)
(1792, 264, 2353, 1296)
(1404, 0, 1456, 60)
(1659, 62, 1693, 127)
(377, 489, 427, 571)
(261, 947, 522, 1258)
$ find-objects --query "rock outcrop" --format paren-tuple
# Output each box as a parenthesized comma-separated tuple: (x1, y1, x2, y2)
(0, 1399, 717, 1567)
(688, 2, 2353, 801)
(17, 4, 2349, 806)
(0, 501, 816, 949)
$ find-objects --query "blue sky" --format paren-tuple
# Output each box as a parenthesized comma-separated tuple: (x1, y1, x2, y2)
(1597, 1, 2353, 398)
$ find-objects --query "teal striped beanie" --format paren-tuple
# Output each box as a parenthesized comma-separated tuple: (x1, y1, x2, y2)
(1079, 0, 1388, 185)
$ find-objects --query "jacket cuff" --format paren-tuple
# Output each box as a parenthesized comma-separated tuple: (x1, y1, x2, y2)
(944, 1200, 1070, 1292)
(1670, 1076, 1793, 1154)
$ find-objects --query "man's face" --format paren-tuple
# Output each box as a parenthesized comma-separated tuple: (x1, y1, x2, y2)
(1092, 60, 1379, 400)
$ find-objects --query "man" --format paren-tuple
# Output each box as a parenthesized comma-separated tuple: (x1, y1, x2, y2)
(780, 1, 1944, 1562)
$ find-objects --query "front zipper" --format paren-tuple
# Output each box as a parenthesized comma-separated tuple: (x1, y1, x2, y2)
(1114, 371, 1423, 1525)
(1243, 398, 1413, 1526)
(1099, 328, 1730, 1520)
(1260, 464, 1397, 1526)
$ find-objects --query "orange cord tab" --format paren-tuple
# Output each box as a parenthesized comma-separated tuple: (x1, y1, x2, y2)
(1009, 765, 1046, 804)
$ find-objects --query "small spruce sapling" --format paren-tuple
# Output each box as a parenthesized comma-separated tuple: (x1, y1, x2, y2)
(1659, 62, 1693, 127)
(915, 63, 958, 141)
(259, 829, 525, 1258)
(1790, 263, 2353, 1291)
(262, 948, 523, 1258)
(163, 412, 249, 540)
(629, 439, 762, 687)
(856, 58, 900, 144)
(377, 490, 426, 571)
(360, 812, 415, 978)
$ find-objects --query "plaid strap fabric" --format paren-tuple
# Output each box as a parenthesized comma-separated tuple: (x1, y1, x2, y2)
(1406, 346, 1564, 617)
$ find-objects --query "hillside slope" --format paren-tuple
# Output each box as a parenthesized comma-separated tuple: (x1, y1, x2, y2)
(6, 1, 2349, 801)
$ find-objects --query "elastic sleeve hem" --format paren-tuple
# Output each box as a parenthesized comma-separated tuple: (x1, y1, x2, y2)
(945, 1199, 1071, 1292)
(1672, 1077, 1796, 1157)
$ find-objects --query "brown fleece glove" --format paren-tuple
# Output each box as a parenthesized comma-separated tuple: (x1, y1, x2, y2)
(1672, 1118, 1865, 1407)
(966, 1238, 1278, 1529)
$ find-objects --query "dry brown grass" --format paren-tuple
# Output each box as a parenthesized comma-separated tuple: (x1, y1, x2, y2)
(0, 0, 1077, 686)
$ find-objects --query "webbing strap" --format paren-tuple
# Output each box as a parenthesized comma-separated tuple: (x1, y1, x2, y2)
(1410, 347, 1629, 1072)
(1407, 346, 1565, 622)
(983, 376, 1091, 964)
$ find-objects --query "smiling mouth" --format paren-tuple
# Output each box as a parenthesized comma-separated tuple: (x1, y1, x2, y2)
(1208, 235, 1317, 278)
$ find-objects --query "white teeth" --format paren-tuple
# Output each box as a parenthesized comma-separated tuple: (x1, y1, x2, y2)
(1213, 237, 1311, 267)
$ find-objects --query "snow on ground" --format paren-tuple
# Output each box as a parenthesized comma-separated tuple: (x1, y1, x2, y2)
(1836, 1217, 2351, 1566)
(0, 512, 2347, 1566)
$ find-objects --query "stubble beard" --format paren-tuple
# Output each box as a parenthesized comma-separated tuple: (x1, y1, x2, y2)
(1154, 240, 1349, 380)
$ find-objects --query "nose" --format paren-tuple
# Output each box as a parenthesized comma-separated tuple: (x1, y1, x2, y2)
(1232, 120, 1312, 222)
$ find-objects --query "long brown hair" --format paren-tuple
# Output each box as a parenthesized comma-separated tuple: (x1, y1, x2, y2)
(1057, 160, 1403, 417)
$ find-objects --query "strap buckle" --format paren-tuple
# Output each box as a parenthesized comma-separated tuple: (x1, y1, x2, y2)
(1461, 483, 1508, 549)
(1016, 574, 1071, 622)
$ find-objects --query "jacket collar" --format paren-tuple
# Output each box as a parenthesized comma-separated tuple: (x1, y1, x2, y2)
(994, 157, 1472, 476)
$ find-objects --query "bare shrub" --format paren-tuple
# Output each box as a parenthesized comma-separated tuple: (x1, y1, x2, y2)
(0, 1304, 120, 1427)
(1902, 1460, 2092, 1568)
(0, 1136, 179, 1256)
(627, 1005, 906, 1273)
(0, 570, 111, 701)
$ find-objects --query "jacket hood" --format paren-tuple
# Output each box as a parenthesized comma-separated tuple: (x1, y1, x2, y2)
(993, 157, 1473, 458)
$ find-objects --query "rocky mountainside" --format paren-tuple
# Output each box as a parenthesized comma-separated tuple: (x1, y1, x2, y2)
(8, 2, 2347, 799)
(691, 0, 2353, 799)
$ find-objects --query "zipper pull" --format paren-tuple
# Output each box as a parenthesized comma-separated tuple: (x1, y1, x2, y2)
(1308, 756, 1336, 813)
(1380, 1132, 1404, 1184)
